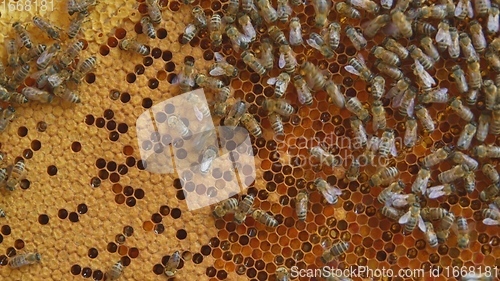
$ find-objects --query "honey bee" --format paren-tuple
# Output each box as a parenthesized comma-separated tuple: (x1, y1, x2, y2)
(67, 0, 96, 14)
(370, 166, 399, 187)
(448, 27, 460, 59)
(421, 3, 454, 19)
(345, 26, 367, 51)
(347, 0, 380, 13)
(34, 43, 59, 70)
(482, 163, 499, 183)
(9, 252, 41, 268)
(381, 204, 403, 220)
(420, 37, 440, 63)
(473, 145, 500, 158)
(312, 0, 331, 27)
(437, 211, 455, 235)
(375, 60, 404, 80)
(21, 87, 53, 103)
(321, 241, 349, 263)
(294, 191, 308, 221)
(346, 96, 370, 122)
(391, 10, 413, 38)
(436, 20, 452, 52)
(276, 0, 293, 23)
(33, 16, 60, 40)
(404, 116, 418, 148)
(469, 20, 487, 53)
(409, 45, 434, 70)
(399, 203, 426, 234)
(314, 178, 342, 205)
(144, 0, 162, 25)
(59, 40, 85, 67)
(256, 0, 278, 24)
(420, 222, 437, 249)
(350, 116, 368, 148)
(268, 26, 289, 46)
(240, 51, 266, 76)
(335, 2, 361, 18)
(482, 80, 497, 110)
(382, 39, 409, 60)
(386, 77, 410, 99)
(412, 20, 437, 37)
(278, 44, 298, 74)
(288, 17, 303, 46)
(459, 33, 480, 62)
(412, 167, 431, 194)
(267, 72, 291, 98)
(306, 32, 334, 59)
(451, 65, 469, 94)
(71, 56, 97, 83)
(480, 182, 500, 202)
(292, 74, 313, 105)
(345, 55, 374, 83)
(371, 46, 400, 66)
(455, 0, 473, 19)
(262, 99, 294, 117)
(438, 164, 469, 183)
(7, 64, 30, 90)
(47, 69, 71, 88)
(485, 48, 500, 73)
(450, 151, 478, 171)
(493, 105, 500, 135)
(0, 207, 4, 217)
(310, 146, 340, 168)
(454, 216, 470, 249)
(164, 251, 181, 277)
(371, 100, 387, 132)
(466, 58, 482, 90)
(212, 198, 238, 218)
(268, 113, 284, 135)
(209, 53, 238, 78)
(378, 180, 405, 204)
(105, 260, 124, 280)
(68, 10, 89, 39)
(276, 266, 290, 281)
(174, 58, 196, 93)
(300, 62, 326, 91)
(457, 122, 477, 150)
(421, 207, 448, 221)
(474, 0, 491, 16)
(223, 0, 239, 23)
(53, 85, 82, 103)
(181, 24, 199, 45)
(422, 146, 453, 169)
(487, 4, 500, 34)
(396, 85, 416, 116)
(140, 16, 156, 39)
(252, 209, 279, 227)
(449, 98, 474, 122)
(195, 74, 224, 90)
(325, 80, 345, 108)
(465, 170, 476, 193)
(426, 183, 456, 199)
(12, 22, 33, 49)
(0, 62, 6, 85)
(363, 14, 390, 38)
(482, 204, 500, 225)
(119, 39, 149, 55)
(167, 115, 190, 138)
(191, 6, 207, 30)
(420, 88, 449, 104)
(346, 158, 360, 182)
(6, 39, 19, 68)
(379, 129, 396, 157)
(258, 39, 274, 72)
(234, 194, 255, 224)
(225, 100, 247, 126)
(241, 113, 262, 138)
(0, 86, 11, 101)
(209, 14, 223, 47)
(0, 106, 16, 132)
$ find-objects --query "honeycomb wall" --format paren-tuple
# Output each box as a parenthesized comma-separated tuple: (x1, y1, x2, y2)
(0, 0, 499, 280)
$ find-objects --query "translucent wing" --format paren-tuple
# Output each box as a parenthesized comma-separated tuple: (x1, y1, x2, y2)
(267, 77, 277, 85)
(278, 54, 286, 69)
(436, 28, 452, 46)
(344, 65, 361, 76)
(194, 105, 204, 121)
(398, 211, 412, 224)
(454, 0, 465, 17)
(405, 97, 415, 117)
(289, 28, 303, 46)
(277, 2, 293, 17)
(483, 218, 500, 225)
(297, 90, 308, 104)
(214, 52, 224, 62)
(321, 184, 342, 204)
(418, 216, 427, 232)
(390, 141, 399, 157)
(391, 88, 406, 108)
(487, 11, 499, 33)
(209, 66, 226, 76)
(306, 38, 322, 50)
(36, 50, 57, 65)
(428, 189, 446, 199)
(242, 23, 256, 40)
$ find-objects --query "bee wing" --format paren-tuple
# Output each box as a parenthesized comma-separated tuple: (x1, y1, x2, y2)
(466, 0, 474, 18)
(214, 52, 224, 62)
(289, 28, 303, 46)
(36, 50, 57, 65)
(278, 53, 286, 69)
(344, 65, 361, 76)
(306, 38, 322, 51)
(488, 203, 500, 212)
(428, 190, 446, 199)
(391, 88, 406, 108)
(483, 218, 500, 225)
(357, 53, 366, 64)
(242, 23, 256, 40)
(193, 105, 204, 121)
(209, 66, 226, 76)
(487, 12, 499, 32)
(435, 29, 452, 46)
(398, 211, 412, 224)
(185, 23, 197, 34)
(390, 141, 399, 157)
(267, 77, 277, 85)
(418, 216, 427, 232)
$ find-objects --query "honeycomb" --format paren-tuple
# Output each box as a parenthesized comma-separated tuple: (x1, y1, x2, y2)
(0, 0, 499, 280)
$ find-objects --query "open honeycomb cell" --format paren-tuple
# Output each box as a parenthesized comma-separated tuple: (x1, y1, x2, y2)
(0, 0, 500, 280)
